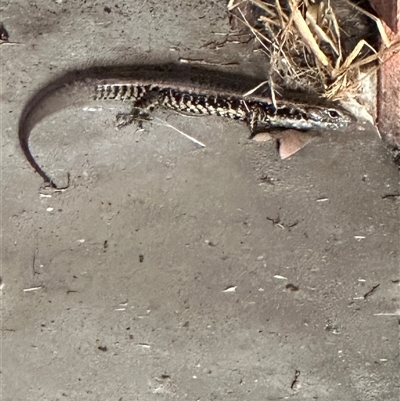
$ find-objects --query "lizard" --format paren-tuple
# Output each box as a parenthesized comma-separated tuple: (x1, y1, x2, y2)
(18, 66, 353, 189)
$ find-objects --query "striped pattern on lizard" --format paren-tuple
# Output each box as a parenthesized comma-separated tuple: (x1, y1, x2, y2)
(19, 71, 353, 189)
(95, 79, 352, 133)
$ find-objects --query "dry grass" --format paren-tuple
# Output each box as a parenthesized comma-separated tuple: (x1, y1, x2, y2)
(228, 0, 400, 101)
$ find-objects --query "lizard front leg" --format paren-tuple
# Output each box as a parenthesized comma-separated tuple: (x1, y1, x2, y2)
(248, 106, 270, 137)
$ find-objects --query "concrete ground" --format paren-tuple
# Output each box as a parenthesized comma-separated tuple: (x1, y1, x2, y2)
(1, 1, 399, 400)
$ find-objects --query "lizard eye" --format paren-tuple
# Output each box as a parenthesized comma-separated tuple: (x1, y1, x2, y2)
(328, 109, 340, 118)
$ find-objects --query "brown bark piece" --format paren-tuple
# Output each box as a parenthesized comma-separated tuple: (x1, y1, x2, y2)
(277, 131, 315, 159)
(377, 44, 400, 148)
(369, 0, 400, 148)
(252, 131, 318, 159)
(369, 0, 399, 33)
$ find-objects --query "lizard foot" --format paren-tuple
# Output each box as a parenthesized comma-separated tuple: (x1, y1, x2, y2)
(116, 108, 152, 129)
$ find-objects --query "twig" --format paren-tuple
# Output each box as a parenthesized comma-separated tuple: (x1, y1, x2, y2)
(153, 117, 206, 148)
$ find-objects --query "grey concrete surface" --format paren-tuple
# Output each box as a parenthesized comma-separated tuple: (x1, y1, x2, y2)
(1, 1, 399, 400)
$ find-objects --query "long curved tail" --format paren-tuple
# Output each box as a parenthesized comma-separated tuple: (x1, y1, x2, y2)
(18, 72, 94, 188)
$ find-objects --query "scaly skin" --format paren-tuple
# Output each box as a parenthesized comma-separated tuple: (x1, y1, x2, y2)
(94, 80, 353, 132)
(19, 71, 353, 189)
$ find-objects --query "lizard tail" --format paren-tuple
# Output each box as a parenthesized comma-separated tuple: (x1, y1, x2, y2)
(18, 73, 94, 188)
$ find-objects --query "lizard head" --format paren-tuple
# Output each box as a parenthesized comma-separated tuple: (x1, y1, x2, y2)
(305, 106, 354, 129)
(267, 104, 354, 130)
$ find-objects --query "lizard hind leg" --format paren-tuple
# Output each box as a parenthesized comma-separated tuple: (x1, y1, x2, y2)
(115, 106, 154, 129)
(115, 84, 161, 129)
